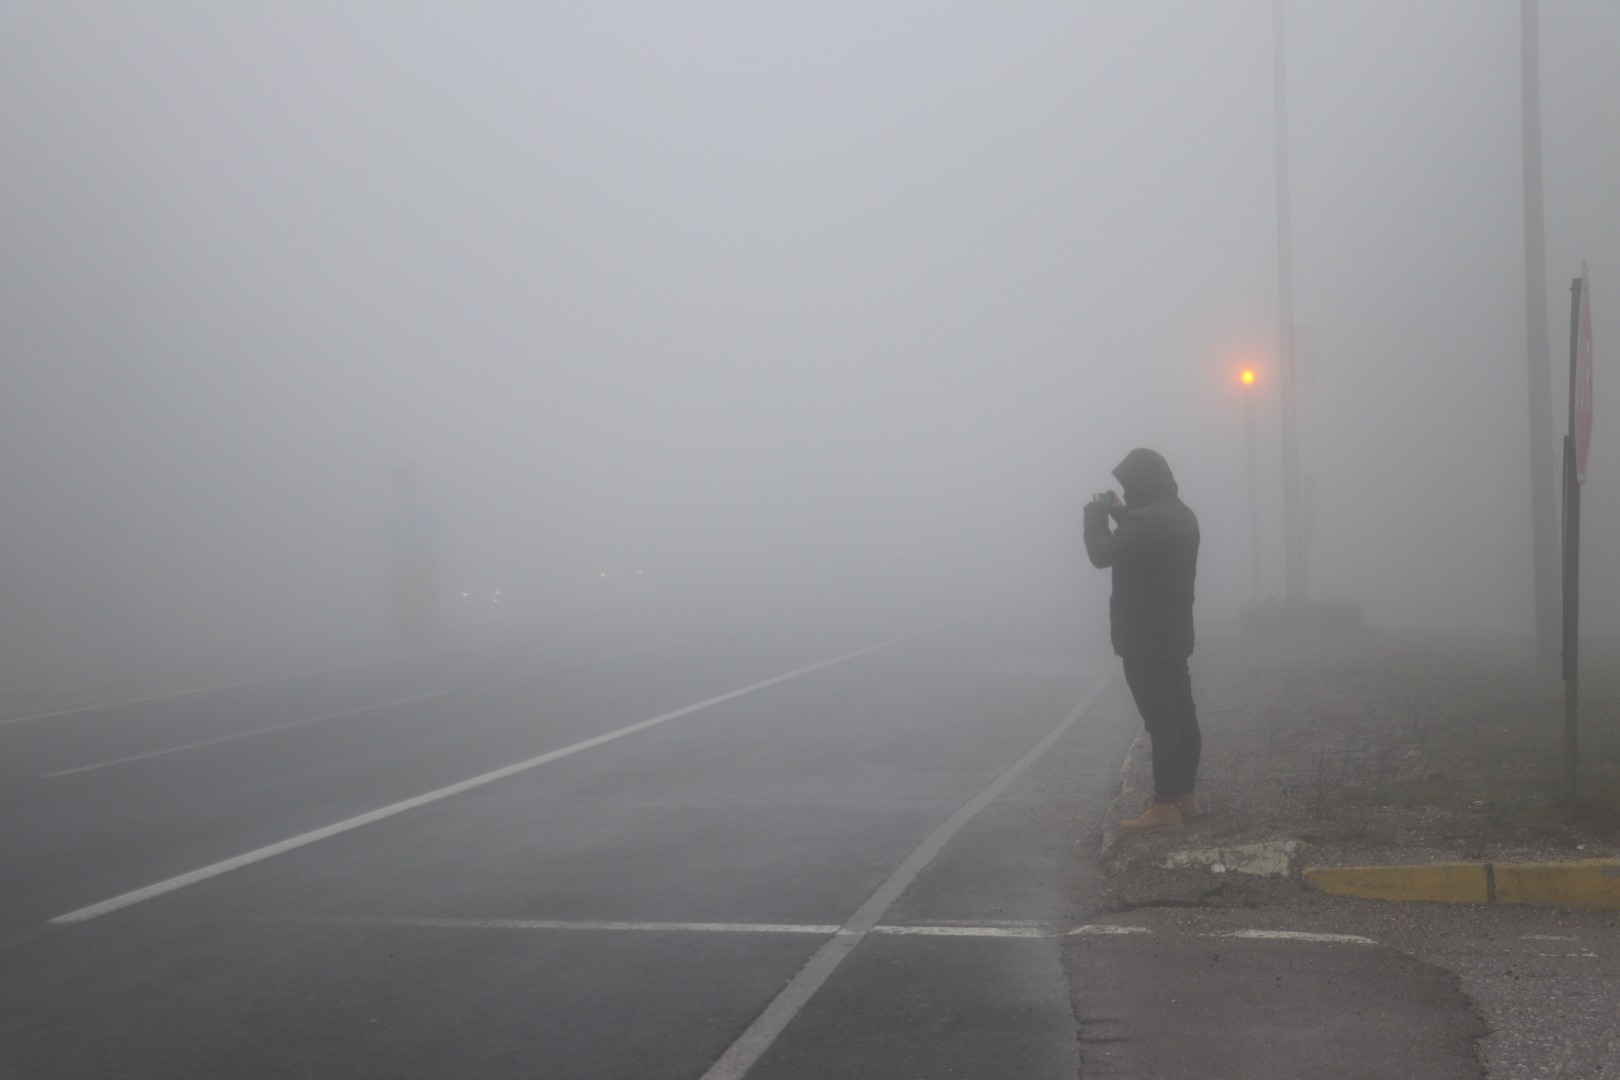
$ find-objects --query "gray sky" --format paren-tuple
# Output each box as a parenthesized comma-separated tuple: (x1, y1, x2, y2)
(1, 2, 1617, 680)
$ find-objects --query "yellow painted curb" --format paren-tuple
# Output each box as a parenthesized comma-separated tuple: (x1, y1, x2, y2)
(1303, 863, 1488, 904)
(1494, 860, 1620, 910)
(1304, 859, 1620, 909)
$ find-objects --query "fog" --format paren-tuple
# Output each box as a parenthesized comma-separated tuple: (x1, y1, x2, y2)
(1, 2, 1617, 691)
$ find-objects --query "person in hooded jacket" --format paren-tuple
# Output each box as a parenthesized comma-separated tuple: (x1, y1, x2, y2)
(1084, 448, 1203, 831)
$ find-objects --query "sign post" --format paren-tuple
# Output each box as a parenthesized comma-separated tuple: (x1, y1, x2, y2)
(1242, 368, 1262, 601)
(1562, 265, 1592, 813)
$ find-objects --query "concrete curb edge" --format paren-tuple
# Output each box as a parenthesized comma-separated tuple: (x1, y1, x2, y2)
(1098, 730, 1150, 876)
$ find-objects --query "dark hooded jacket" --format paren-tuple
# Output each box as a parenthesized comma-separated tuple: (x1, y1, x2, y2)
(1083, 448, 1200, 658)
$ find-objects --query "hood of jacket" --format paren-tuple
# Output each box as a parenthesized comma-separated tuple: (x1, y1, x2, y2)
(1111, 447, 1178, 508)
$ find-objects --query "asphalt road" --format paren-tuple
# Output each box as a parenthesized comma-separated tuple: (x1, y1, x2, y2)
(0, 611, 1129, 1078)
(0, 611, 1490, 1078)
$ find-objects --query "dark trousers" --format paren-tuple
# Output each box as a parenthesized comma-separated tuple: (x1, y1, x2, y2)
(1122, 655, 1201, 802)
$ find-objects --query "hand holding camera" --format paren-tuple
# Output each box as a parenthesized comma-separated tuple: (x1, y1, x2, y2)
(1090, 490, 1127, 522)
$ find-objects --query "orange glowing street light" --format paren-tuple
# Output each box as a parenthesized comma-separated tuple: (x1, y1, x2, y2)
(1240, 368, 1258, 386)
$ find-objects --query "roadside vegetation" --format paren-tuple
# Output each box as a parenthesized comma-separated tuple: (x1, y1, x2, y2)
(1185, 626, 1620, 864)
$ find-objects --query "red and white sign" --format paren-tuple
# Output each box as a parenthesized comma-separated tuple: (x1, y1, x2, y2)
(1575, 265, 1593, 484)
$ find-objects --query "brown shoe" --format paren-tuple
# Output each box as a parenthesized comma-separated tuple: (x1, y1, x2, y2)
(1120, 801, 1183, 832)
(1176, 793, 1206, 821)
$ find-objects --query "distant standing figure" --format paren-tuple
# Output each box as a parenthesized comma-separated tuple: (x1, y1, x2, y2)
(1083, 448, 1203, 832)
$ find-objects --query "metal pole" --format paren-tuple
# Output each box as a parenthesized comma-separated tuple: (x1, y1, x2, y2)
(1562, 276, 1583, 813)
(1562, 435, 1579, 812)
(1246, 389, 1262, 601)
(1274, 0, 1306, 603)
(1523, 0, 1560, 666)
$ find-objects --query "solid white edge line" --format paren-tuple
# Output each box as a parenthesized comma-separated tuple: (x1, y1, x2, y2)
(699, 664, 1116, 1080)
(48, 623, 949, 926)
(43, 691, 456, 778)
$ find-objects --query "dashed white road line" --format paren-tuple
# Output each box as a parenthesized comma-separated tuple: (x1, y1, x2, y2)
(514, 641, 679, 681)
(48, 624, 948, 927)
(699, 667, 1116, 1080)
(44, 691, 455, 778)
(5, 640, 670, 731)
(0, 653, 462, 729)
(1068, 927, 1377, 946)
(1224, 929, 1378, 946)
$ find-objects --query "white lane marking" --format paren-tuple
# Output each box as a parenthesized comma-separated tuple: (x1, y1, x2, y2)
(515, 641, 679, 681)
(0, 653, 455, 729)
(911, 917, 1045, 928)
(4, 639, 665, 730)
(871, 925, 1048, 939)
(49, 624, 947, 926)
(215, 916, 1400, 948)
(43, 691, 455, 778)
(1225, 930, 1378, 946)
(355, 917, 846, 936)
(700, 666, 1115, 1080)
(244, 915, 1051, 939)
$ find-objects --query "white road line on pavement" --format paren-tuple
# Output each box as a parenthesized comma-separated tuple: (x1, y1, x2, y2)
(871, 924, 1048, 939)
(219, 915, 1400, 948)
(913, 917, 1046, 928)
(700, 665, 1116, 1080)
(360, 917, 846, 936)
(48, 624, 948, 927)
(1226, 930, 1378, 945)
(3, 639, 667, 730)
(264, 915, 1053, 939)
(514, 641, 679, 681)
(0, 653, 457, 729)
(43, 691, 455, 779)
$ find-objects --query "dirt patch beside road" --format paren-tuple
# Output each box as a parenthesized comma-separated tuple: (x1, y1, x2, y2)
(1101, 623, 1620, 903)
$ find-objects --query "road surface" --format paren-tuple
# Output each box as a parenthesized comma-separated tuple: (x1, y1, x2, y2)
(0, 612, 1485, 1078)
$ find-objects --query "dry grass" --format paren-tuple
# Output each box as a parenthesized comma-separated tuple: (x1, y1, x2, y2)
(1184, 625, 1620, 862)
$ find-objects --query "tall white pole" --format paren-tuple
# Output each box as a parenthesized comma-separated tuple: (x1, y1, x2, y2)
(1274, 0, 1306, 602)
(1246, 388, 1262, 600)
(1521, 0, 1559, 665)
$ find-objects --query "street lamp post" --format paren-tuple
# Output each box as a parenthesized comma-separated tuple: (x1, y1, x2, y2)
(1242, 368, 1262, 601)
(1274, 0, 1306, 602)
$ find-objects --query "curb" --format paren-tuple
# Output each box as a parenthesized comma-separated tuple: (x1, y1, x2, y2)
(1098, 730, 1149, 876)
(1304, 859, 1620, 910)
